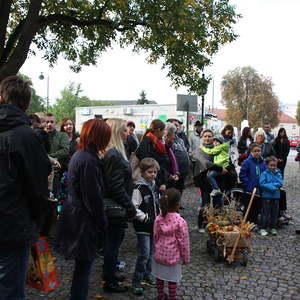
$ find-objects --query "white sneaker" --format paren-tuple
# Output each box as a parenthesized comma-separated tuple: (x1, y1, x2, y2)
(210, 189, 221, 196)
(198, 228, 205, 233)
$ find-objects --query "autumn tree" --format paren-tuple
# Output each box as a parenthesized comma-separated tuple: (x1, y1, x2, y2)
(221, 66, 279, 129)
(0, 0, 240, 95)
(137, 90, 148, 104)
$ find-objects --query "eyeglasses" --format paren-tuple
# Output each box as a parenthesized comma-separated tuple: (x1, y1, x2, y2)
(47, 120, 54, 124)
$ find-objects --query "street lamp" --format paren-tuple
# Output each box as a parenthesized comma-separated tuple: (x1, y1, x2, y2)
(201, 73, 208, 124)
(39, 72, 49, 112)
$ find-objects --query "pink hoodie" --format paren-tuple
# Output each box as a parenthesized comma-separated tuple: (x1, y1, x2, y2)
(153, 212, 190, 266)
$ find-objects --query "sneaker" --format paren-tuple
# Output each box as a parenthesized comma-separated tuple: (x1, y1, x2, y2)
(141, 276, 156, 286)
(198, 228, 205, 233)
(210, 189, 221, 196)
(259, 229, 268, 236)
(116, 261, 126, 271)
(282, 213, 292, 220)
(271, 228, 278, 236)
(103, 282, 129, 293)
(132, 282, 144, 295)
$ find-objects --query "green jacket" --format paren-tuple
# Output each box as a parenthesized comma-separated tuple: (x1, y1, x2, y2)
(201, 142, 230, 167)
(48, 130, 70, 165)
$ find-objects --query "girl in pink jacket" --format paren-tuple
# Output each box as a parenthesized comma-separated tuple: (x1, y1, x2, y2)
(152, 188, 190, 300)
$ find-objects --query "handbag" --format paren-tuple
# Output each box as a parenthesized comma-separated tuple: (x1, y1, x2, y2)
(295, 152, 300, 162)
(26, 236, 59, 291)
(130, 152, 141, 182)
(104, 197, 127, 219)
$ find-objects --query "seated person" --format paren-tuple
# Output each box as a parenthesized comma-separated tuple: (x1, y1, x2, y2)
(200, 137, 230, 196)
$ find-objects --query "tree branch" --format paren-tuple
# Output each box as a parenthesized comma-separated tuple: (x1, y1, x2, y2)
(38, 14, 147, 32)
(0, 0, 43, 79)
(0, 0, 13, 58)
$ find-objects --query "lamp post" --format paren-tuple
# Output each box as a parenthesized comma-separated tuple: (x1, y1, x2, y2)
(39, 72, 49, 112)
(201, 73, 207, 124)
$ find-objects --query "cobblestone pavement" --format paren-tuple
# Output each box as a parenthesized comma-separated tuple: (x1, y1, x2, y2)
(27, 150, 300, 300)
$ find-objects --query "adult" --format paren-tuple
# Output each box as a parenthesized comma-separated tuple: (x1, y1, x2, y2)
(28, 113, 51, 154)
(0, 76, 51, 299)
(125, 120, 139, 159)
(56, 119, 110, 300)
(189, 120, 204, 158)
(237, 126, 254, 166)
(136, 119, 171, 191)
(167, 120, 190, 193)
(263, 122, 274, 143)
(41, 113, 70, 237)
(193, 129, 226, 231)
(272, 128, 290, 178)
(103, 118, 137, 293)
(252, 129, 276, 159)
(60, 118, 80, 159)
(177, 121, 190, 151)
(238, 127, 253, 154)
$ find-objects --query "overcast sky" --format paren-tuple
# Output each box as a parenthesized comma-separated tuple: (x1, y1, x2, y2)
(21, 0, 300, 108)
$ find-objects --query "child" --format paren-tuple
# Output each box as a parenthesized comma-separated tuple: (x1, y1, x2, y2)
(239, 143, 266, 224)
(152, 188, 190, 300)
(201, 137, 230, 196)
(132, 158, 160, 295)
(259, 156, 283, 236)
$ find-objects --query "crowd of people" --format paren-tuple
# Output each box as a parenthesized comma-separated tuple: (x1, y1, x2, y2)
(0, 75, 295, 300)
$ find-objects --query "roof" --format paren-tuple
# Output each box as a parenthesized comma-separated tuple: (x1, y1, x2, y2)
(92, 100, 157, 105)
(278, 112, 297, 123)
(211, 108, 297, 124)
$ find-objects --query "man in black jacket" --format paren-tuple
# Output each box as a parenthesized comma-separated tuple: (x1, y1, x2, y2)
(0, 76, 51, 300)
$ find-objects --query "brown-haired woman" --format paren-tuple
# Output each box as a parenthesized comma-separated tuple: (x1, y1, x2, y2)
(60, 118, 80, 163)
(56, 119, 111, 300)
(136, 119, 173, 191)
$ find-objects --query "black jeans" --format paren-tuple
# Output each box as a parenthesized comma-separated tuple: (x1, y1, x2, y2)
(70, 259, 94, 300)
(0, 246, 29, 300)
(103, 225, 125, 283)
(260, 198, 279, 229)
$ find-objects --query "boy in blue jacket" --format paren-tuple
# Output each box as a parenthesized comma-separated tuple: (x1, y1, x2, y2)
(259, 156, 283, 236)
(239, 143, 266, 224)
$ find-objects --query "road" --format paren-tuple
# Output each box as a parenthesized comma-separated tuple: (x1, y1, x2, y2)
(26, 154, 300, 300)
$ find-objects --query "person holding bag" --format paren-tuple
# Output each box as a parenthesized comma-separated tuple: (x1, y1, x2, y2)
(103, 118, 137, 293)
(56, 119, 111, 300)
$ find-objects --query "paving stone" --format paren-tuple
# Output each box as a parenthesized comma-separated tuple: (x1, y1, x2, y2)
(26, 154, 300, 300)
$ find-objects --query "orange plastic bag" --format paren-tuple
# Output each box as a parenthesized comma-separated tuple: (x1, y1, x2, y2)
(26, 236, 59, 291)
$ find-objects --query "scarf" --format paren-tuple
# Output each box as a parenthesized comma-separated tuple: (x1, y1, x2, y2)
(146, 132, 166, 154)
(165, 141, 178, 175)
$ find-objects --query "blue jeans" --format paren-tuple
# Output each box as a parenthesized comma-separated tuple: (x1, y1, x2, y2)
(260, 198, 279, 229)
(132, 234, 153, 284)
(207, 170, 220, 190)
(0, 246, 29, 300)
(103, 225, 125, 283)
(70, 259, 94, 300)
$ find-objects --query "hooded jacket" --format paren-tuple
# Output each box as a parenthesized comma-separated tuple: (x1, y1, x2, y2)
(154, 212, 190, 266)
(132, 177, 160, 234)
(0, 103, 51, 246)
(201, 142, 230, 167)
(239, 154, 266, 193)
(259, 168, 282, 199)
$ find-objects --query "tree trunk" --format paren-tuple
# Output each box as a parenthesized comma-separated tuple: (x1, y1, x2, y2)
(0, 0, 42, 83)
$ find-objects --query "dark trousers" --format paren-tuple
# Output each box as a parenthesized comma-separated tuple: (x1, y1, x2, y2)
(132, 234, 153, 284)
(0, 246, 29, 300)
(260, 198, 279, 229)
(40, 201, 57, 237)
(277, 158, 287, 179)
(241, 193, 261, 224)
(70, 259, 94, 300)
(103, 225, 125, 283)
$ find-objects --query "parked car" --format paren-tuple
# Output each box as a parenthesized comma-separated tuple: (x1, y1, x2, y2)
(289, 136, 300, 147)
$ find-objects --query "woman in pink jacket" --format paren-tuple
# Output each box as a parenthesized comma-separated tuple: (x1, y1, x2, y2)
(152, 188, 190, 300)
